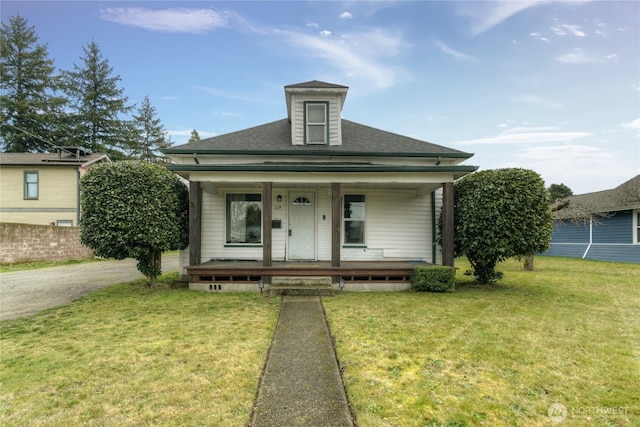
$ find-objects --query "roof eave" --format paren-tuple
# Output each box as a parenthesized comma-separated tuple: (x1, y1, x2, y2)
(162, 148, 474, 159)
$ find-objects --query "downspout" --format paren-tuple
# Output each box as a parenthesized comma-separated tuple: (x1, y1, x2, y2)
(431, 191, 437, 264)
(582, 215, 593, 259)
(76, 167, 81, 226)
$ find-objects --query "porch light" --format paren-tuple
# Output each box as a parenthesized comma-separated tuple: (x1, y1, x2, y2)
(276, 195, 282, 202)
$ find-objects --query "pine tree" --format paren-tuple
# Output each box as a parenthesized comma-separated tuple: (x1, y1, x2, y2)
(0, 14, 68, 152)
(188, 129, 201, 143)
(130, 96, 171, 162)
(62, 40, 133, 155)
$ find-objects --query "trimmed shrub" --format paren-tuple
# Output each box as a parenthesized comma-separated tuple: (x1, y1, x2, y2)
(411, 266, 455, 292)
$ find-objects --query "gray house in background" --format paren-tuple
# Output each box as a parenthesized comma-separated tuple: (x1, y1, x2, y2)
(544, 175, 640, 263)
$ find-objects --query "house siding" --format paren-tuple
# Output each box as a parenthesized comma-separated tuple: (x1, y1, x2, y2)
(199, 187, 434, 262)
(0, 166, 80, 225)
(544, 212, 639, 263)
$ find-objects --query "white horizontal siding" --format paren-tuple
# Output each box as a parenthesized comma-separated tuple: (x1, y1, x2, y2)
(290, 94, 342, 146)
(199, 187, 438, 263)
(342, 189, 432, 261)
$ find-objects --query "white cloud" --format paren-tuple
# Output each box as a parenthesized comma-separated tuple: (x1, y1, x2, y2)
(307, 22, 319, 29)
(456, 1, 595, 36)
(621, 118, 640, 130)
(339, 12, 353, 20)
(452, 129, 591, 145)
(457, 1, 546, 36)
(100, 7, 232, 33)
(556, 48, 598, 64)
(433, 39, 475, 61)
(277, 27, 409, 90)
(551, 23, 587, 38)
(319, 30, 332, 37)
(556, 48, 619, 64)
(529, 32, 550, 42)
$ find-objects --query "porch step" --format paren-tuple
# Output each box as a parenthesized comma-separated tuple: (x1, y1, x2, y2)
(269, 276, 335, 297)
(269, 285, 335, 297)
(271, 276, 333, 286)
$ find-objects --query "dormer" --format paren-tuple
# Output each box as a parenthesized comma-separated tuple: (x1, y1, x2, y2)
(285, 80, 348, 146)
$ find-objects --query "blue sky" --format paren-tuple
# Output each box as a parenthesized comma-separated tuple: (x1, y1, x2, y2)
(3, 1, 639, 194)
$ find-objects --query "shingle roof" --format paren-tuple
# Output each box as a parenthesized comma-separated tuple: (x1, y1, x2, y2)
(285, 80, 349, 89)
(0, 151, 109, 166)
(558, 175, 640, 215)
(165, 118, 473, 158)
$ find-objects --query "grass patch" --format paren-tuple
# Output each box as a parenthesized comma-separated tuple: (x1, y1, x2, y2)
(0, 272, 280, 426)
(0, 257, 104, 273)
(324, 256, 640, 426)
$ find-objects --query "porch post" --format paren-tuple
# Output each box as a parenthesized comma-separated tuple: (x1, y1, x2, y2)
(189, 181, 201, 266)
(332, 182, 341, 268)
(262, 182, 272, 267)
(442, 182, 455, 267)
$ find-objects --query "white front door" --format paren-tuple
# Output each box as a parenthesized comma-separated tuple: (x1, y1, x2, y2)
(288, 192, 316, 260)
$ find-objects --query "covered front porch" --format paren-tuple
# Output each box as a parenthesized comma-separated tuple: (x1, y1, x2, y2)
(184, 175, 457, 291)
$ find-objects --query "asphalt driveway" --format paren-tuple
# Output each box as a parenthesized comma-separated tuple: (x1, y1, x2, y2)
(0, 253, 179, 321)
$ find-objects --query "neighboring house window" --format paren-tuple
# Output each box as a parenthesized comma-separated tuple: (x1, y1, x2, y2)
(56, 220, 73, 227)
(226, 194, 262, 244)
(305, 102, 328, 144)
(344, 195, 366, 245)
(635, 210, 640, 244)
(24, 171, 39, 199)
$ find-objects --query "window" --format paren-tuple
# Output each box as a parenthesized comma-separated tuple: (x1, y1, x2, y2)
(226, 194, 262, 244)
(56, 220, 73, 227)
(305, 102, 328, 144)
(344, 195, 365, 245)
(635, 211, 640, 244)
(24, 171, 39, 199)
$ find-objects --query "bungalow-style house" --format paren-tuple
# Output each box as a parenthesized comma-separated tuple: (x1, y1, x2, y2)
(544, 175, 640, 263)
(163, 81, 478, 291)
(0, 147, 110, 226)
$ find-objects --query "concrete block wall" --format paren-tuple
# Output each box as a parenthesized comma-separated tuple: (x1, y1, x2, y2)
(0, 223, 94, 264)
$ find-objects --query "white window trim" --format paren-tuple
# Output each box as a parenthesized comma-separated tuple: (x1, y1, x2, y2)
(304, 101, 328, 145)
(343, 194, 366, 246)
(633, 209, 640, 244)
(225, 193, 263, 246)
(24, 170, 39, 200)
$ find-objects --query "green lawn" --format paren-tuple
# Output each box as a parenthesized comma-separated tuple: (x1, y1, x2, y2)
(323, 257, 640, 426)
(2, 257, 638, 426)
(0, 274, 280, 426)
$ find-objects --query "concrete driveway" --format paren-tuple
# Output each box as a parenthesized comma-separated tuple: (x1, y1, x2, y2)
(0, 254, 179, 321)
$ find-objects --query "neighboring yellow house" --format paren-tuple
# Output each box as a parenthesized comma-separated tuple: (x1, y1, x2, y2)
(0, 148, 110, 226)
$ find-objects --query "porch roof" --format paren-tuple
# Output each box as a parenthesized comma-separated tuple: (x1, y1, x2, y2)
(163, 119, 474, 159)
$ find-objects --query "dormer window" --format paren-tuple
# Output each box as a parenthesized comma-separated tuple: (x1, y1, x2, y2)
(305, 102, 328, 144)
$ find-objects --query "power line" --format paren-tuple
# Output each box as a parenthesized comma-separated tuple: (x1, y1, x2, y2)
(3, 122, 75, 155)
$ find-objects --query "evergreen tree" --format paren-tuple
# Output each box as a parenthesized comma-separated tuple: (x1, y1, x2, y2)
(130, 95, 171, 162)
(62, 40, 133, 155)
(188, 129, 201, 143)
(0, 14, 67, 152)
(548, 183, 573, 201)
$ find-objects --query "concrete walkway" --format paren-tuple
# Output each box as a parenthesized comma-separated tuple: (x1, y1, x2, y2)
(251, 296, 354, 427)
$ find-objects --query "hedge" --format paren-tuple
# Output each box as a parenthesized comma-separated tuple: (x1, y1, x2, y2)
(411, 266, 455, 292)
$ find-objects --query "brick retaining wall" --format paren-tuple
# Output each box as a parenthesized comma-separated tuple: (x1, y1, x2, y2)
(0, 223, 94, 264)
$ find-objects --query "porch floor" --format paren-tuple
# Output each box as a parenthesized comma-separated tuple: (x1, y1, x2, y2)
(187, 260, 431, 284)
